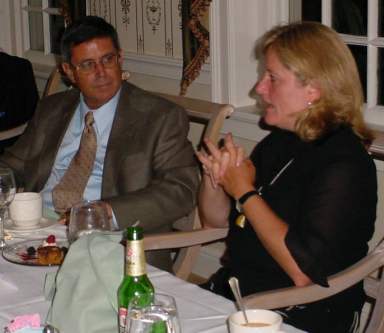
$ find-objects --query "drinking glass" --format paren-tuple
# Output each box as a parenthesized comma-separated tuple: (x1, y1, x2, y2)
(126, 293, 181, 333)
(67, 200, 112, 244)
(0, 168, 16, 248)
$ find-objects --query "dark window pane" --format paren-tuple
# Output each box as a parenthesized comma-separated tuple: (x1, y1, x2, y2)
(49, 0, 60, 6)
(29, 11, 44, 51)
(348, 45, 367, 102)
(50, 14, 65, 54)
(378, 49, 384, 105)
(332, 0, 367, 35)
(302, 0, 322, 22)
(48, 2, 86, 55)
(379, 0, 384, 37)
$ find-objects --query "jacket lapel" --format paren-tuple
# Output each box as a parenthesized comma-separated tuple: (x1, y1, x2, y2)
(35, 91, 80, 190)
(101, 82, 142, 197)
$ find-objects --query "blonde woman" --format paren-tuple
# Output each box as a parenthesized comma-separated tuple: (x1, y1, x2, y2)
(197, 21, 377, 333)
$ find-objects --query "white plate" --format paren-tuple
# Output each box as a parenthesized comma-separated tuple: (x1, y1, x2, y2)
(4, 217, 58, 233)
(2, 238, 68, 266)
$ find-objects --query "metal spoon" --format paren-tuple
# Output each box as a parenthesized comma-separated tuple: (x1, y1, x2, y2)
(228, 276, 249, 325)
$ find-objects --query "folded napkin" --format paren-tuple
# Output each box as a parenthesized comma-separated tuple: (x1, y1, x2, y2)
(45, 233, 124, 333)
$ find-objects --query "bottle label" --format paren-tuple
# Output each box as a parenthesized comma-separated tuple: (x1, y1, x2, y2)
(118, 307, 127, 333)
(126, 240, 146, 276)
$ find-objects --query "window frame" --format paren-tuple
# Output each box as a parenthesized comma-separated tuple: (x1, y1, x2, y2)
(290, 0, 384, 129)
(13, 0, 61, 68)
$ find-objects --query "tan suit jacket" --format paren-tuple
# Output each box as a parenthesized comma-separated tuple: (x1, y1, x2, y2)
(0, 81, 199, 270)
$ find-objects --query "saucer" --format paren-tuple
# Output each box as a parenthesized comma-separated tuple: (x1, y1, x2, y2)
(4, 217, 58, 233)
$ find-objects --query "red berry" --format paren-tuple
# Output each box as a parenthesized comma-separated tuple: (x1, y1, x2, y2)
(46, 234, 56, 244)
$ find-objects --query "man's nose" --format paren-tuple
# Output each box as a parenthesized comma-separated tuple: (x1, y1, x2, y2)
(94, 62, 107, 75)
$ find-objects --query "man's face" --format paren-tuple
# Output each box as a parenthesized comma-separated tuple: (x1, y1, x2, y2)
(62, 37, 122, 109)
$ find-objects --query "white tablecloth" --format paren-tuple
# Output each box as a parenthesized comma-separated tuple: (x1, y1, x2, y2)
(0, 223, 305, 333)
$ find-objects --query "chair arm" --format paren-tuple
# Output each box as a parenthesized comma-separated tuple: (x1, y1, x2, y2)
(0, 123, 28, 140)
(243, 246, 384, 309)
(144, 227, 228, 251)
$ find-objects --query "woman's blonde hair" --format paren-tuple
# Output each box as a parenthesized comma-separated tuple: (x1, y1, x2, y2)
(261, 21, 373, 144)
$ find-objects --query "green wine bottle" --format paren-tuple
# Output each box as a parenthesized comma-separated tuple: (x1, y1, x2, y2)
(118, 226, 154, 333)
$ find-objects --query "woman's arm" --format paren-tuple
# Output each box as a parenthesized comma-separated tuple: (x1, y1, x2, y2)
(221, 158, 312, 287)
(198, 174, 231, 228)
(196, 134, 242, 228)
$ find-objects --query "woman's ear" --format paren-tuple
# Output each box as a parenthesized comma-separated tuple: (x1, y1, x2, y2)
(306, 81, 321, 104)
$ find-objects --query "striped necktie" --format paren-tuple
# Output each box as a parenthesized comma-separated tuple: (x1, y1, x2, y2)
(52, 111, 97, 213)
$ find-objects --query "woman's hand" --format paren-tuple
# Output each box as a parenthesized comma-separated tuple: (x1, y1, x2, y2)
(220, 158, 256, 199)
(196, 133, 253, 197)
(196, 133, 233, 188)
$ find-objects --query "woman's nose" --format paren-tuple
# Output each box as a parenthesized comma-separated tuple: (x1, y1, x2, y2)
(255, 78, 267, 95)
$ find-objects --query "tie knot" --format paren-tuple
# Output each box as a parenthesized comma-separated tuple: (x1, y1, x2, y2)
(85, 111, 95, 127)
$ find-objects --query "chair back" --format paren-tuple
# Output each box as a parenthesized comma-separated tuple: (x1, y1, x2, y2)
(42, 67, 64, 97)
(154, 93, 233, 279)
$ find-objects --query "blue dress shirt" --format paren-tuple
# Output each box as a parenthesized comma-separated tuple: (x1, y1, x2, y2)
(41, 89, 121, 210)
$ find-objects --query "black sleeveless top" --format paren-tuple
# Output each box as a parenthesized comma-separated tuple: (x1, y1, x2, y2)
(224, 126, 377, 309)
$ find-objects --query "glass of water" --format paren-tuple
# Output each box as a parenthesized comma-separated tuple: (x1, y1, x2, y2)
(126, 293, 181, 333)
(0, 168, 16, 248)
(68, 200, 112, 244)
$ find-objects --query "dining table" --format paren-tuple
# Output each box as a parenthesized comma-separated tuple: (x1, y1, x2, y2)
(0, 218, 306, 333)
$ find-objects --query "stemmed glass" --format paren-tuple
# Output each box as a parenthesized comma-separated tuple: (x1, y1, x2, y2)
(67, 200, 112, 244)
(0, 168, 16, 248)
(126, 293, 181, 333)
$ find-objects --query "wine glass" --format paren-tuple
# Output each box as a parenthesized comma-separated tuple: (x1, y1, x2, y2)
(126, 293, 181, 333)
(67, 200, 112, 244)
(0, 168, 16, 248)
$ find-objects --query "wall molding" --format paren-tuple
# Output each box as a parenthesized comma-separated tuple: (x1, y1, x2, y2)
(122, 52, 211, 84)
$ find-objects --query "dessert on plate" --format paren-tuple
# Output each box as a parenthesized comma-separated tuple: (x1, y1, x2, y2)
(19, 235, 68, 265)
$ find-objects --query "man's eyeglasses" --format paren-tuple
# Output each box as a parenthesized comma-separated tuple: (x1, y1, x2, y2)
(71, 53, 119, 74)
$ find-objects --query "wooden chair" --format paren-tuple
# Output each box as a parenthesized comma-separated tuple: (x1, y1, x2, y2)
(153, 93, 234, 279)
(144, 229, 384, 332)
(42, 67, 64, 98)
(238, 239, 384, 333)
(0, 123, 28, 141)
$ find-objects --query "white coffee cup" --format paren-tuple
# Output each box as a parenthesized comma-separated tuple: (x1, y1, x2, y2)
(229, 309, 283, 333)
(9, 192, 42, 228)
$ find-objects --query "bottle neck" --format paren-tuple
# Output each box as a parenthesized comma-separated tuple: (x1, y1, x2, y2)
(125, 239, 146, 276)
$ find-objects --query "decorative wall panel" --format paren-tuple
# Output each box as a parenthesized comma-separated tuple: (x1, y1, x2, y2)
(88, 0, 116, 24)
(88, 0, 182, 59)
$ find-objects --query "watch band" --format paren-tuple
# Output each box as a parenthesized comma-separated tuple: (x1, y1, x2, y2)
(238, 190, 259, 205)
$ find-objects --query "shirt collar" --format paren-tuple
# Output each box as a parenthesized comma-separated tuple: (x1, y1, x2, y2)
(79, 88, 121, 135)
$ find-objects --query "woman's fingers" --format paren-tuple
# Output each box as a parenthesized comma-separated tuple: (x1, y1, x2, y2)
(196, 150, 210, 167)
(219, 151, 230, 178)
(204, 137, 222, 160)
(236, 146, 245, 167)
(196, 150, 218, 188)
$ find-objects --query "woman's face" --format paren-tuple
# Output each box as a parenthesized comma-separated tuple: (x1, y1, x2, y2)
(255, 48, 318, 131)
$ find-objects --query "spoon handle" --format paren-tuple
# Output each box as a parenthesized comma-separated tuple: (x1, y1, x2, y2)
(228, 277, 250, 324)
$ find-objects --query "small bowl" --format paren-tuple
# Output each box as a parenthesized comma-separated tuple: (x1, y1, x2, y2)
(228, 309, 283, 332)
